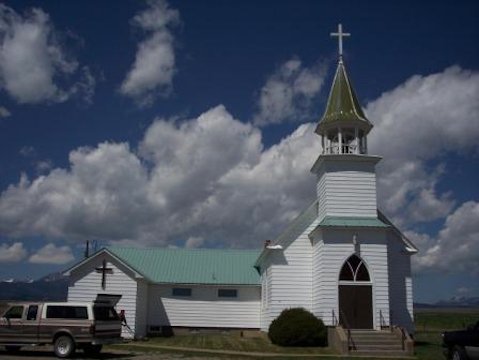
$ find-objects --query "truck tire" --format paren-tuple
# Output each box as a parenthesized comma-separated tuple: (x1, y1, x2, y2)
(5, 345, 21, 353)
(54, 335, 75, 358)
(451, 346, 467, 360)
(83, 344, 103, 356)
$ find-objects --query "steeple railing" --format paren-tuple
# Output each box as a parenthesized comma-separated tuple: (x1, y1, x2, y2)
(323, 144, 367, 155)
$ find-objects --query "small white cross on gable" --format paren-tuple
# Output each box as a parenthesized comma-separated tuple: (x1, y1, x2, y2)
(331, 23, 350, 57)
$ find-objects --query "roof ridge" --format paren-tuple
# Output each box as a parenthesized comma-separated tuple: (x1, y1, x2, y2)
(108, 246, 260, 253)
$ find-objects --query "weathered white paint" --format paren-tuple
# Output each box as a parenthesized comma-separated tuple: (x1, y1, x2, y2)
(67, 254, 139, 338)
(147, 285, 261, 329)
(388, 231, 415, 334)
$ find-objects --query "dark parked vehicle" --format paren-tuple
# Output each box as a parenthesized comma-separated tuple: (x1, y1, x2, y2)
(442, 321, 479, 360)
(0, 295, 123, 358)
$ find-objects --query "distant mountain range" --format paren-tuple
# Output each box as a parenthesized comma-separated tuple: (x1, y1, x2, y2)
(0, 272, 68, 301)
(413, 296, 479, 309)
(434, 296, 479, 308)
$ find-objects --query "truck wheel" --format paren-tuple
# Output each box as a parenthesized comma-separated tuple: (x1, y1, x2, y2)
(451, 346, 467, 360)
(5, 345, 21, 352)
(54, 335, 75, 358)
(83, 344, 103, 356)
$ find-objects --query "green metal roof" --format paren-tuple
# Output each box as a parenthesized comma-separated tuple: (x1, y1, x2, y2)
(316, 60, 372, 135)
(107, 247, 261, 285)
(318, 216, 389, 228)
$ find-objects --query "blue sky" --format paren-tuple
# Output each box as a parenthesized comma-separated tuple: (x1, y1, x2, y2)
(0, 0, 477, 303)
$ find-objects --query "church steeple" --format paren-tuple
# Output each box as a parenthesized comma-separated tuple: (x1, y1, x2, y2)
(315, 24, 373, 155)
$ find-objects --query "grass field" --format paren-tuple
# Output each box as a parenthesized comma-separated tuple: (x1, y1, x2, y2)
(115, 308, 479, 359)
(131, 333, 333, 354)
(413, 309, 479, 360)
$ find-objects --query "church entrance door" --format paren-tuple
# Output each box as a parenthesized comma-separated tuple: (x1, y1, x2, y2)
(338, 255, 373, 329)
(339, 284, 373, 329)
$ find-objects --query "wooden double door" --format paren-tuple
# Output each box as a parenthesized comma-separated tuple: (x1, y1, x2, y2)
(338, 284, 373, 329)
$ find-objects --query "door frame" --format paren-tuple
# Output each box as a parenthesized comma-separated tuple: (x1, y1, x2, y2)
(337, 254, 375, 330)
(338, 282, 374, 329)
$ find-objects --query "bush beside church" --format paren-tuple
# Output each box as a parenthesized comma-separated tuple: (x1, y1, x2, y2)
(268, 308, 327, 347)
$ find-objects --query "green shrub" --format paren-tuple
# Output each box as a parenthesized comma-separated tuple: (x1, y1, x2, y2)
(268, 308, 327, 347)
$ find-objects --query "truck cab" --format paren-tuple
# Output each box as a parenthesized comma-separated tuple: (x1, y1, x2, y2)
(0, 295, 123, 358)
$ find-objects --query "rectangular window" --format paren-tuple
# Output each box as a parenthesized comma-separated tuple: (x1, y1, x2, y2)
(172, 288, 192, 297)
(46, 306, 88, 319)
(27, 305, 38, 321)
(218, 289, 237, 298)
(5, 306, 24, 319)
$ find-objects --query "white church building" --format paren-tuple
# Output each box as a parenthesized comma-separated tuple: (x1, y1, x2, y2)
(65, 26, 417, 339)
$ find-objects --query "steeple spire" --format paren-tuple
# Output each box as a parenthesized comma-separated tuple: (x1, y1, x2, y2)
(315, 24, 373, 155)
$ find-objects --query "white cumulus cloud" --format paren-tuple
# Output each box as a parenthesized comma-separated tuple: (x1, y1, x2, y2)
(367, 66, 479, 226)
(0, 242, 27, 262)
(29, 243, 74, 264)
(0, 105, 318, 248)
(253, 58, 327, 126)
(0, 4, 95, 104)
(409, 201, 479, 274)
(120, 0, 179, 106)
(0, 66, 477, 275)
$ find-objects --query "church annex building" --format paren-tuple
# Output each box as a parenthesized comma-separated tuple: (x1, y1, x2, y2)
(65, 25, 418, 340)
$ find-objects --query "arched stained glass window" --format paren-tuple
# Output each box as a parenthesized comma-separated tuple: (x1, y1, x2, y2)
(339, 255, 370, 282)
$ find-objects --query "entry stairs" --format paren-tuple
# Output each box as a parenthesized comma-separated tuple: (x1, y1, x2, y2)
(348, 329, 413, 357)
(329, 326, 414, 357)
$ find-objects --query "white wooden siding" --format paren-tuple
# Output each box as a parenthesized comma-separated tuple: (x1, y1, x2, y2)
(313, 237, 353, 325)
(261, 219, 318, 330)
(260, 261, 274, 331)
(147, 285, 260, 329)
(316, 167, 327, 221)
(316, 160, 378, 219)
(67, 255, 138, 338)
(361, 239, 390, 329)
(388, 232, 415, 333)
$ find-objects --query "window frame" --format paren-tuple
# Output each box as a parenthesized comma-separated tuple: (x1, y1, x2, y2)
(172, 287, 192, 297)
(218, 289, 238, 298)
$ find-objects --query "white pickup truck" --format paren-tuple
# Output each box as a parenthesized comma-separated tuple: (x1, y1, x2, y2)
(0, 295, 123, 358)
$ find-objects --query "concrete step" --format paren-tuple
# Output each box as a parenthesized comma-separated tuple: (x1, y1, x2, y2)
(352, 339, 402, 346)
(351, 333, 397, 338)
(353, 344, 404, 351)
(350, 330, 396, 335)
(347, 329, 406, 354)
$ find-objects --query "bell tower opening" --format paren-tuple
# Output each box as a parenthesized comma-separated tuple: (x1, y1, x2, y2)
(323, 127, 367, 155)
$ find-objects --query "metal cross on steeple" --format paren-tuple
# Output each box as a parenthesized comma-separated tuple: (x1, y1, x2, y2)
(330, 23, 350, 58)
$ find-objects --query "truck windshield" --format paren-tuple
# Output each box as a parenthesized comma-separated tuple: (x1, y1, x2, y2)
(93, 306, 119, 321)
